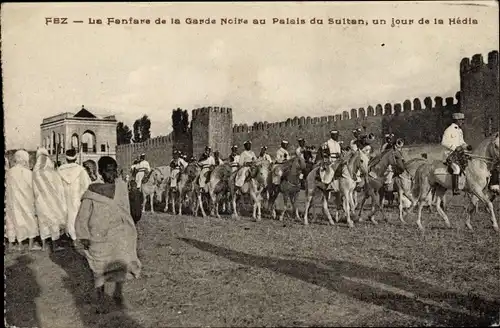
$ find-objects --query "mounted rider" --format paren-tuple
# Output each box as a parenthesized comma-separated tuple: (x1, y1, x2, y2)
(130, 158, 140, 178)
(169, 150, 188, 188)
(258, 146, 273, 163)
(326, 130, 342, 163)
(441, 112, 471, 195)
(296, 138, 307, 159)
(275, 140, 290, 164)
(135, 154, 151, 189)
(356, 129, 376, 155)
(350, 128, 363, 151)
(239, 141, 257, 166)
(381, 133, 395, 152)
(235, 141, 257, 187)
(198, 146, 216, 189)
(213, 150, 223, 166)
(229, 145, 240, 172)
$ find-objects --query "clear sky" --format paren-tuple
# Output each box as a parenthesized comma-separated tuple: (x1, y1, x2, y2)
(2, 1, 498, 150)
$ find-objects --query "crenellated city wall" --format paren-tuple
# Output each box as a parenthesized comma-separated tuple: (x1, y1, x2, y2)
(115, 50, 499, 170)
(116, 132, 174, 171)
(232, 94, 460, 157)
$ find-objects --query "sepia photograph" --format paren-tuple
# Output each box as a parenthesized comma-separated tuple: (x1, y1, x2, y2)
(2, 1, 499, 327)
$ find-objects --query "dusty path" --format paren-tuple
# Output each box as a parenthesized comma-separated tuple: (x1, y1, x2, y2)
(5, 199, 500, 328)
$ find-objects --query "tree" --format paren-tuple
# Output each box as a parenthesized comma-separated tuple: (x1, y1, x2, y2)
(116, 122, 133, 145)
(172, 108, 192, 156)
(132, 115, 151, 143)
(172, 108, 183, 137)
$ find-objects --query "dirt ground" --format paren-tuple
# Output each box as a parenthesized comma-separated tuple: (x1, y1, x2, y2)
(5, 193, 500, 328)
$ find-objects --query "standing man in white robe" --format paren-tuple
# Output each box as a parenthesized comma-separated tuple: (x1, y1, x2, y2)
(5, 150, 40, 251)
(33, 147, 67, 252)
(58, 148, 91, 243)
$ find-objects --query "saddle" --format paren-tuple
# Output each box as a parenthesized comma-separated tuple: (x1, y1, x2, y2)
(315, 161, 342, 184)
(235, 164, 254, 187)
(445, 149, 471, 174)
(433, 162, 467, 190)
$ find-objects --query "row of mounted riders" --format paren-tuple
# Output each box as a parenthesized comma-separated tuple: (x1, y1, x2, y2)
(129, 133, 500, 232)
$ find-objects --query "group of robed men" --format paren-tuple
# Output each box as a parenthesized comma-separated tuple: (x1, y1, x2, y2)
(131, 112, 500, 197)
(5, 147, 142, 313)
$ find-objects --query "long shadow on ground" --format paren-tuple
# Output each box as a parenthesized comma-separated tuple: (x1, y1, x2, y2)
(5, 255, 42, 328)
(179, 237, 499, 327)
(50, 247, 143, 328)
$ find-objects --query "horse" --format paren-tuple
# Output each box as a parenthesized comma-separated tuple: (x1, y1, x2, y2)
(356, 147, 406, 224)
(230, 159, 272, 222)
(410, 133, 499, 232)
(267, 153, 309, 222)
(303, 150, 369, 227)
(177, 162, 201, 216)
(157, 166, 185, 214)
(140, 167, 165, 213)
(201, 163, 233, 218)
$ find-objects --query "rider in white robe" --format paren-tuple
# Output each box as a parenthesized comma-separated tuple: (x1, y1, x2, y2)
(229, 145, 240, 173)
(198, 146, 216, 189)
(169, 151, 188, 188)
(134, 154, 151, 189)
(236, 141, 257, 187)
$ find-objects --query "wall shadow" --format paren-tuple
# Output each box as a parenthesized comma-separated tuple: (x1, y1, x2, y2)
(49, 247, 144, 328)
(5, 255, 41, 328)
(179, 237, 499, 327)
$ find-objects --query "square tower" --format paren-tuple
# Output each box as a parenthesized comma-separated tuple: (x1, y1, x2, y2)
(191, 107, 233, 159)
(459, 50, 499, 147)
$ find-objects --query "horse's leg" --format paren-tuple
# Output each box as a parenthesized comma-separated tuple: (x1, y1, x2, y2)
(279, 193, 288, 222)
(357, 190, 369, 220)
(334, 193, 341, 223)
(198, 190, 207, 218)
(348, 186, 358, 221)
(343, 191, 354, 228)
(164, 189, 169, 213)
(469, 185, 499, 232)
(142, 192, 147, 213)
(150, 192, 155, 213)
(212, 191, 221, 219)
(178, 190, 184, 216)
(365, 186, 381, 225)
(398, 188, 407, 224)
(303, 187, 315, 226)
(416, 186, 432, 231)
(322, 191, 335, 226)
(292, 191, 300, 221)
(433, 188, 451, 228)
(465, 194, 478, 231)
(231, 191, 239, 219)
(352, 190, 358, 210)
(251, 191, 258, 221)
(269, 186, 279, 220)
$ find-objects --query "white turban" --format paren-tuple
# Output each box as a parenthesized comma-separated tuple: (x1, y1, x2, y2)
(34, 147, 54, 171)
(14, 150, 30, 168)
(36, 147, 50, 158)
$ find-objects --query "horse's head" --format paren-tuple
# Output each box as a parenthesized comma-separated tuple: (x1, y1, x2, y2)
(371, 148, 405, 175)
(491, 132, 500, 163)
(272, 163, 284, 185)
(352, 150, 370, 176)
(252, 158, 271, 185)
(184, 162, 200, 179)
